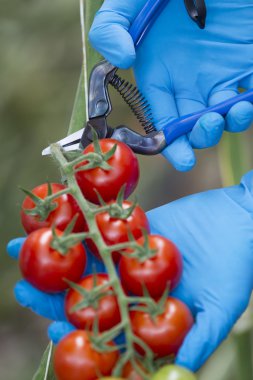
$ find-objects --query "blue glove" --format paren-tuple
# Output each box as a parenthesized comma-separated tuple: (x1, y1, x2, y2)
(8, 171, 253, 370)
(89, 0, 253, 171)
(147, 171, 253, 371)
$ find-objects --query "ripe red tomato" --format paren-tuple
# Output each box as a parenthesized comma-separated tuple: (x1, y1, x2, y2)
(119, 235, 182, 299)
(75, 139, 139, 204)
(130, 297, 194, 358)
(21, 183, 85, 234)
(122, 361, 146, 380)
(86, 201, 150, 263)
(65, 273, 121, 331)
(19, 228, 87, 292)
(53, 330, 119, 380)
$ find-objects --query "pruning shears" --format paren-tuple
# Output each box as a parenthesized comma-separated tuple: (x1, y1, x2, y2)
(42, 0, 253, 156)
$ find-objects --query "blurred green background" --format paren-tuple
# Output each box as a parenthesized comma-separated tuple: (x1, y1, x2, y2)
(1, 1, 252, 379)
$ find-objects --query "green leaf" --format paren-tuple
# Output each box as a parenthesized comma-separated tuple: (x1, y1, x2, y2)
(32, 342, 56, 380)
(68, 71, 86, 135)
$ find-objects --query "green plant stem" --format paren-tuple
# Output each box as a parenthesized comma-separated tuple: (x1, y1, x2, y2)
(105, 242, 140, 252)
(218, 133, 251, 187)
(127, 296, 157, 309)
(68, 0, 103, 135)
(90, 205, 111, 214)
(84, 0, 103, 79)
(51, 144, 153, 379)
(234, 330, 253, 380)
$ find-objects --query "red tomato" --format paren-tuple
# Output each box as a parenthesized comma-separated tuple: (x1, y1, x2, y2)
(130, 297, 194, 358)
(65, 273, 121, 332)
(86, 201, 150, 263)
(119, 235, 182, 299)
(21, 183, 85, 234)
(19, 228, 86, 292)
(122, 361, 146, 380)
(75, 139, 139, 204)
(53, 330, 119, 380)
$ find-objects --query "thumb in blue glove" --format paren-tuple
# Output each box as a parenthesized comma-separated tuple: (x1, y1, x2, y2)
(89, 0, 253, 171)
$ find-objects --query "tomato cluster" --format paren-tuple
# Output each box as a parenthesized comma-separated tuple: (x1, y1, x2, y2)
(19, 139, 195, 380)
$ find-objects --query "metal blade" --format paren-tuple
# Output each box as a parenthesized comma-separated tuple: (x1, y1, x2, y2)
(41, 128, 84, 156)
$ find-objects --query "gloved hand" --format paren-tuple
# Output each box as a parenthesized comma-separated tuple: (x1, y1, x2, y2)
(89, 0, 253, 171)
(8, 170, 253, 371)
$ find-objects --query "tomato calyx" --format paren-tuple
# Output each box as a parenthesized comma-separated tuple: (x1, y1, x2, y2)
(66, 275, 115, 313)
(89, 321, 126, 354)
(74, 131, 118, 173)
(123, 231, 158, 263)
(96, 185, 138, 220)
(50, 215, 89, 255)
(20, 183, 69, 221)
(131, 285, 170, 320)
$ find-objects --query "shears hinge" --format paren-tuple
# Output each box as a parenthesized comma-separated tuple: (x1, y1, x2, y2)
(80, 117, 114, 149)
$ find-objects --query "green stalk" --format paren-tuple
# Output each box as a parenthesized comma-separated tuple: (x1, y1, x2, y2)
(218, 132, 251, 187)
(85, 0, 103, 79)
(68, 0, 103, 135)
(233, 330, 253, 380)
(218, 130, 253, 380)
(233, 305, 253, 380)
(51, 143, 154, 379)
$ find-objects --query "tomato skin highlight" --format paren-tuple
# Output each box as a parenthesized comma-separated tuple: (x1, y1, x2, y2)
(151, 365, 197, 380)
(53, 330, 119, 380)
(86, 201, 150, 263)
(119, 235, 182, 299)
(65, 274, 121, 332)
(130, 297, 194, 358)
(19, 228, 87, 293)
(21, 183, 86, 234)
(75, 139, 139, 204)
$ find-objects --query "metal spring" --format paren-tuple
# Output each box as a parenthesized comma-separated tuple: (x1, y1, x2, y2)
(110, 74, 155, 134)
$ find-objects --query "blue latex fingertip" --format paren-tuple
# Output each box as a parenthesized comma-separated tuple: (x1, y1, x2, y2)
(226, 101, 253, 132)
(89, 25, 136, 69)
(48, 321, 76, 344)
(162, 147, 196, 172)
(190, 112, 224, 148)
(7, 237, 26, 259)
